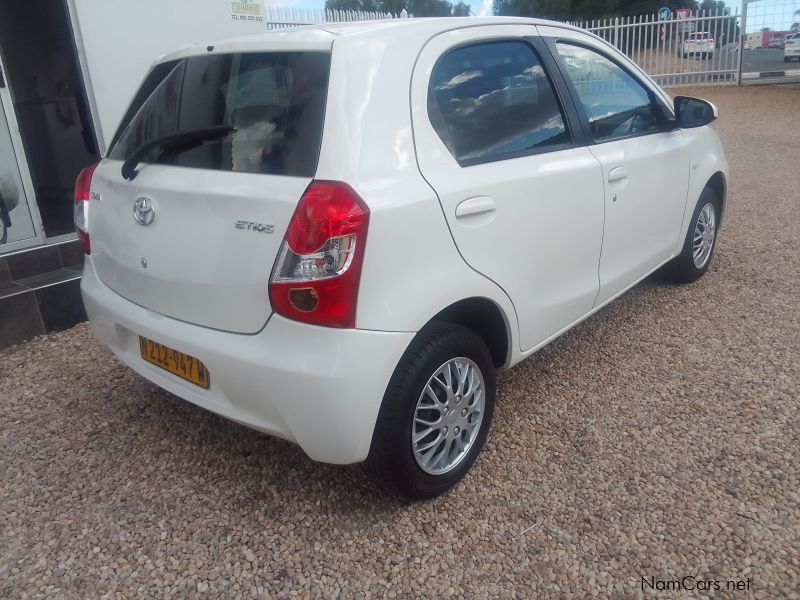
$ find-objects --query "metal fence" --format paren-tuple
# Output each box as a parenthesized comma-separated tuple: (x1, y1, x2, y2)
(739, 0, 800, 82)
(573, 10, 743, 86)
(264, 6, 409, 30)
(574, 1, 800, 86)
(263, 3, 800, 87)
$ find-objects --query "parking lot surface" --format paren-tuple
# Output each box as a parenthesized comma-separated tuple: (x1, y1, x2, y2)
(650, 48, 800, 86)
(2, 84, 799, 598)
(739, 47, 797, 73)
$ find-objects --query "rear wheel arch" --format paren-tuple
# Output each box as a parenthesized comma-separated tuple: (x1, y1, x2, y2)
(706, 171, 727, 225)
(426, 297, 511, 369)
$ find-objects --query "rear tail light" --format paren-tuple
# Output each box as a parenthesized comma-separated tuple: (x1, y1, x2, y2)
(74, 162, 99, 254)
(269, 181, 369, 328)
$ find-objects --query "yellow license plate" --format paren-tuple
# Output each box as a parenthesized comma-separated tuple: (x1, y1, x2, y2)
(139, 336, 210, 389)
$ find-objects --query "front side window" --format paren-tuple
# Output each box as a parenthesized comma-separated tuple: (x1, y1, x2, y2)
(109, 52, 330, 177)
(556, 43, 660, 142)
(428, 41, 570, 166)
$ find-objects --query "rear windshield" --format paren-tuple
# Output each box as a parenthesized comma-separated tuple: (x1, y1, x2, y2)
(108, 52, 330, 177)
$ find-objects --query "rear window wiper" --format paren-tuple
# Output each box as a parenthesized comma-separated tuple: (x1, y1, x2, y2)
(121, 126, 235, 181)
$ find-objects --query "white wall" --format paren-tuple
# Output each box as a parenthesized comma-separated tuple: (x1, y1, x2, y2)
(68, 0, 268, 154)
(746, 32, 764, 49)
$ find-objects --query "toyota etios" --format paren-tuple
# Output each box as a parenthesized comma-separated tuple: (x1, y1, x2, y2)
(80, 18, 728, 499)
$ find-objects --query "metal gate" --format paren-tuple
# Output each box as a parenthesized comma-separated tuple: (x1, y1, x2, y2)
(264, 6, 408, 30)
(574, 0, 800, 86)
(573, 10, 743, 86)
(739, 0, 800, 83)
(263, 4, 800, 87)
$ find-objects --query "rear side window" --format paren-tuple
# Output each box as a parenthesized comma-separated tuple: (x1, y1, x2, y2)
(428, 41, 570, 166)
(109, 52, 330, 177)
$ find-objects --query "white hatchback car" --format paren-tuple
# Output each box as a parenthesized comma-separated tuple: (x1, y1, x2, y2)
(80, 18, 728, 499)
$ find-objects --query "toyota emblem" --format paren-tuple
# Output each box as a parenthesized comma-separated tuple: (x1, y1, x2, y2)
(133, 197, 155, 226)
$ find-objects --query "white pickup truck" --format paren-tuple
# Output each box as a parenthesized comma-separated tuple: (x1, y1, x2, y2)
(681, 32, 715, 59)
(785, 33, 800, 62)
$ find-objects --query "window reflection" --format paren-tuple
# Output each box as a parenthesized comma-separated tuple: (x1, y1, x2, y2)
(109, 52, 330, 177)
(556, 44, 659, 142)
(429, 42, 570, 165)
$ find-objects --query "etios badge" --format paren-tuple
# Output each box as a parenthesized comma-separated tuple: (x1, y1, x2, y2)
(235, 220, 274, 234)
(133, 197, 155, 226)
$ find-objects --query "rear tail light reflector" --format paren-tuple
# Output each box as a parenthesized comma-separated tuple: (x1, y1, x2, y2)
(74, 162, 100, 254)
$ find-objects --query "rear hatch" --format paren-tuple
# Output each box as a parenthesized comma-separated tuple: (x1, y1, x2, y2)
(90, 50, 330, 333)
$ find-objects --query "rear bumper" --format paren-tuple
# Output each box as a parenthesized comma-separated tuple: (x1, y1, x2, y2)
(81, 260, 414, 464)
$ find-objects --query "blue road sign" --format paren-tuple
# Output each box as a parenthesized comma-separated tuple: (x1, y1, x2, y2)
(659, 7, 671, 21)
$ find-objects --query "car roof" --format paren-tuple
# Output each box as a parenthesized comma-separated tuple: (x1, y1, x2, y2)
(302, 16, 552, 36)
(160, 17, 585, 60)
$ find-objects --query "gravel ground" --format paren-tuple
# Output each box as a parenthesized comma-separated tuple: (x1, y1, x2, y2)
(2, 85, 799, 599)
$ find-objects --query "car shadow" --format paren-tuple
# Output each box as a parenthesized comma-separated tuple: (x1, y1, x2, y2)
(86, 267, 693, 524)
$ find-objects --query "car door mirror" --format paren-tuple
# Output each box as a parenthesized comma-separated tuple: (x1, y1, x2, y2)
(674, 96, 718, 128)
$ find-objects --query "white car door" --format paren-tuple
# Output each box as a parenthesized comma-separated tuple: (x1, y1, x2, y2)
(411, 25, 605, 352)
(539, 27, 691, 305)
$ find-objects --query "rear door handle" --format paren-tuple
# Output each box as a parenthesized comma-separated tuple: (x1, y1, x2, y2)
(607, 167, 629, 183)
(455, 196, 495, 218)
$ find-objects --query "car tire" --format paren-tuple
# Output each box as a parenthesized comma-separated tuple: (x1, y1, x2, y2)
(366, 323, 496, 500)
(662, 187, 720, 284)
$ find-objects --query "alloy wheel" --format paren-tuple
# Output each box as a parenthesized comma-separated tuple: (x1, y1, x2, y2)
(692, 202, 716, 269)
(411, 357, 485, 475)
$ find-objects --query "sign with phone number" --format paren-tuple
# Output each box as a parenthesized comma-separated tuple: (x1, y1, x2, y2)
(231, 1, 264, 22)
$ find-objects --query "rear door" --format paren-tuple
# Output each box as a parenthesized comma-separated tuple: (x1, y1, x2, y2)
(540, 27, 690, 306)
(411, 25, 605, 352)
(90, 50, 331, 333)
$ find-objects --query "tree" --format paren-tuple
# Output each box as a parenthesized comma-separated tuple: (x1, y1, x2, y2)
(699, 0, 725, 14)
(493, 0, 700, 20)
(452, 1, 472, 15)
(325, 0, 472, 16)
(326, 0, 374, 9)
